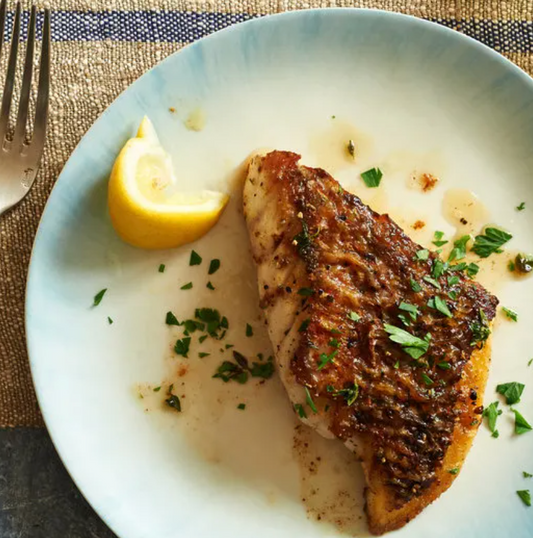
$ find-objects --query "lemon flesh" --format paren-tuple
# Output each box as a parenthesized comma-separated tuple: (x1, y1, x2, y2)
(108, 117, 229, 250)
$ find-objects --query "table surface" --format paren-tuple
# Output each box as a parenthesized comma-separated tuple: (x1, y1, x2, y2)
(2, 1, 533, 536)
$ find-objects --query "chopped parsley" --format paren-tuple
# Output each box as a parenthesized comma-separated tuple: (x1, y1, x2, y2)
(297, 287, 315, 297)
(158, 264, 165, 273)
(423, 275, 441, 289)
(198, 352, 210, 358)
(189, 250, 202, 266)
(421, 373, 433, 386)
(305, 387, 318, 413)
(383, 324, 430, 360)
(294, 403, 307, 418)
(250, 360, 275, 379)
(237, 403, 246, 410)
(448, 467, 460, 475)
(410, 278, 422, 292)
(293, 220, 313, 256)
(515, 253, 533, 274)
(448, 290, 458, 300)
(174, 337, 191, 357)
(517, 202, 526, 211)
(529, 359, 533, 367)
(483, 401, 502, 437)
(512, 409, 532, 435)
(199, 334, 208, 343)
(496, 382, 525, 405)
(246, 323, 253, 337)
(206, 281, 215, 290)
(165, 311, 180, 326)
(399, 302, 418, 324)
(298, 318, 311, 332)
(509, 260, 516, 272)
(502, 307, 518, 322)
(213, 351, 274, 383)
(432, 230, 448, 247)
(472, 227, 512, 258)
(153, 386, 161, 392)
(327, 382, 359, 405)
(208, 259, 221, 275)
(437, 361, 451, 370)
(447, 275, 460, 286)
(165, 394, 181, 412)
(466, 262, 480, 278)
(349, 311, 361, 322)
(93, 288, 107, 306)
(318, 350, 338, 370)
(415, 249, 429, 261)
(517, 490, 531, 507)
(361, 167, 383, 188)
(181, 282, 193, 290)
(470, 309, 491, 348)
(448, 235, 470, 262)
(213, 361, 248, 384)
(432, 259, 448, 279)
(434, 296, 453, 318)
(524, 472, 533, 478)
(225, 343, 234, 349)
(107, 317, 113, 325)
(393, 360, 400, 369)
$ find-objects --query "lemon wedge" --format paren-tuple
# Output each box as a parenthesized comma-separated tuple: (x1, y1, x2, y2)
(108, 117, 229, 250)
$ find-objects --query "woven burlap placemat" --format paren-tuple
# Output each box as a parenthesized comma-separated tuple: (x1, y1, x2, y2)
(1, 0, 532, 428)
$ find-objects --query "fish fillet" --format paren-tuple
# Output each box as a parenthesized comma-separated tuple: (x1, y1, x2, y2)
(243, 151, 498, 535)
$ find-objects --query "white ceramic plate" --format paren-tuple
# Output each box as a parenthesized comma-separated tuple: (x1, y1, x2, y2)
(27, 9, 533, 538)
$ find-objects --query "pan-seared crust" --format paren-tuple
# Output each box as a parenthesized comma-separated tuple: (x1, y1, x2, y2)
(243, 150, 498, 534)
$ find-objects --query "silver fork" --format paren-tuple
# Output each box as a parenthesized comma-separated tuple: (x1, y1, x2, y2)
(0, 1, 50, 216)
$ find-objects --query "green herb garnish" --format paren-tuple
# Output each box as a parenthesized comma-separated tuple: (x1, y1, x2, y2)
(93, 288, 107, 306)
(437, 361, 451, 370)
(198, 352, 210, 358)
(361, 167, 383, 188)
(421, 373, 433, 386)
(512, 409, 532, 435)
(250, 361, 275, 379)
(208, 259, 221, 274)
(415, 249, 429, 261)
(327, 382, 360, 405)
(447, 275, 460, 286)
(299, 318, 311, 332)
(502, 307, 518, 322)
(153, 386, 161, 392)
(384, 324, 430, 360)
(423, 275, 441, 289)
(466, 263, 480, 277)
(237, 403, 246, 410)
(305, 387, 318, 413)
(199, 334, 208, 343)
(246, 323, 253, 337)
(524, 471, 533, 478)
(483, 401, 502, 437)
(515, 253, 533, 274)
(158, 264, 165, 273)
(432, 231, 448, 247)
(517, 490, 531, 507)
(448, 467, 460, 475)
(448, 235, 470, 262)
(432, 259, 448, 279)
(297, 287, 315, 297)
(174, 337, 191, 357)
(497, 382, 525, 405)
(181, 282, 193, 290)
(347, 139, 355, 159)
(349, 311, 361, 322)
(509, 260, 516, 272)
(206, 281, 215, 290)
(470, 309, 491, 348)
(294, 403, 307, 418)
(318, 350, 338, 370)
(434, 296, 453, 318)
(107, 317, 113, 325)
(410, 278, 422, 292)
(517, 202, 526, 211)
(213, 361, 248, 384)
(165, 311, 180, 326)
(472, 227, 512, 258)
(399, 302, 418, 322)
(190, 250, 202, 266)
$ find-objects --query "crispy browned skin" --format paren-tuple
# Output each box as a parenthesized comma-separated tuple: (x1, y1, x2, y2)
(243, 151, 498, 534)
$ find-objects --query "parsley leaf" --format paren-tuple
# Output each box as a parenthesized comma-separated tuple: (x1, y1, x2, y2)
(517, 490, 531, 507)
(246, 323, 253, 337)
(165, 311, 180, 326)
(448, 235, 470, 262)
(470, 309, 491, 348)
(502, 307, 518, 322)
(361, 167, 383, 188)
(483, 401, 502, 437)
(298, 318, 311, 332)
(249, 361, 275, 379)
(415, 249, 429, 261)
(305, 387, 318, 413)
(213, 361, 248, 384)
(349, 311, 361, 322)
(181, 282, 193, 290)
(293, 220, 313, 256)
(410, 278, 422, 292)
(472, 227, 512, 258)
(517, 202, 526, 211)
(294, 403, 307, 418)
(174, 337, 191, 357)
(208, 259, 221, 274)
(421, 373, 433, 386)
(466, 262, 480, 278)
(432, 230, 448, 247)
(448, 275, 460, 286)
(327, 382, 359, 405)
(423, 275, 441, 289)
(199, 334, 208, 344)
(496, 382, 525, 405)
(434, 296, 453, 318)
(237, 403, 246, 410)
(297, 287, 315, 297)
(437, 361, 451, 370)
(198, 352, 210, 358)
(448, 467, 460, 475)
(107, 317, 113, 325)
(512, 409, 532, 434)
(189, 250, 202, 266)
(524, 471, 533, 478)
(318, 350, 338, 370)
(383, 324, 430, 359)
(206, 281, 215, 290)
(93, 288, 107, 306)
(399, 302, 418, 322)
(158, 264, 165, 273)
(432, 259, 448, 279)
